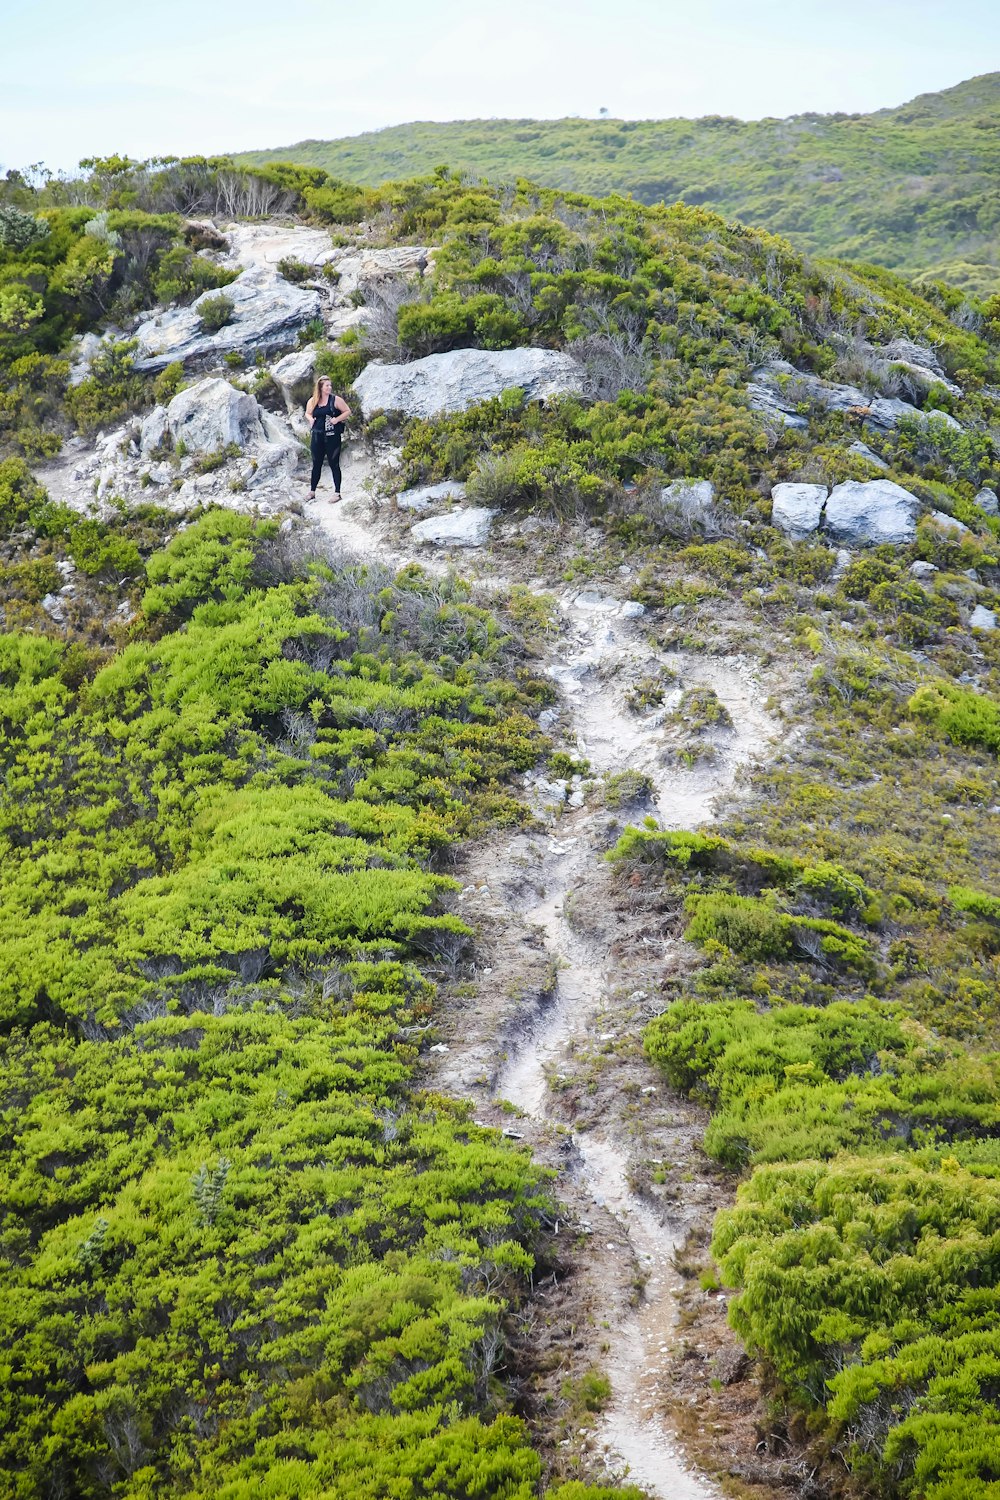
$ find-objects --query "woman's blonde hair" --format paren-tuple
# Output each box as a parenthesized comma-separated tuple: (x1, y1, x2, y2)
(311, 375, 333, 404)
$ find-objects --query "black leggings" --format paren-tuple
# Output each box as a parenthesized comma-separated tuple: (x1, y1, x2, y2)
(310, 435, 342, 493)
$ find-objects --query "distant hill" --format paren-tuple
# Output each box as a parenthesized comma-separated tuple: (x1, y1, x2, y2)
(239, 72, 1000, 292)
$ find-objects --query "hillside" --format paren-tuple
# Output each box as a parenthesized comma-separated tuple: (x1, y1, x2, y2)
(3, 156, 1000, 1498)
(238, 72, 1000, 292)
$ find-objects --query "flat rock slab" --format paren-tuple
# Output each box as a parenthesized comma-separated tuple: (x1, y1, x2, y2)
(397, 480, 467, 512)
(823, 479, 921, 545)
(410, 507, 496, 546)
(132, 267, 321, 372)
(354, 347, 584, 420)
(770, 482, 827, 540)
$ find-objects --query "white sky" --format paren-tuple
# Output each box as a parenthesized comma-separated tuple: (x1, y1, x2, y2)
(2, 0, 998, 173)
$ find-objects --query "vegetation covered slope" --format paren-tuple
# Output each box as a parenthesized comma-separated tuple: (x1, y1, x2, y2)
(0, 486, 641, 1500)
(6, 155, 1000, 1496)
(238, 72, 1000, 292)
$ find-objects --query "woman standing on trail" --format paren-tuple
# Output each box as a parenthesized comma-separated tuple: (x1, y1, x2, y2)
(306, 377, 351, 502)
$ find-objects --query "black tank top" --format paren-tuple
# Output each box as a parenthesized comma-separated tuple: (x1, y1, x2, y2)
(313, 395, 341, 440)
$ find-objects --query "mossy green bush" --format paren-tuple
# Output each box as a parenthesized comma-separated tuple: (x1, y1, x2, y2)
(198, 291, 235, 332)
(0, 503, 633, 1500)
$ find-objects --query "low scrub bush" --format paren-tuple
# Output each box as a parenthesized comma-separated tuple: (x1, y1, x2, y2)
(198, 291, 235, 332)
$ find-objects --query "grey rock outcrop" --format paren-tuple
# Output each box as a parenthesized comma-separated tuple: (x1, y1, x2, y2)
(928, 510, 970, 537)
(748, 361, 962, 434)
(975, 487, 999, 517)
(848, 440, 889, 472)
(397, 480, 467, 512)
(823, 480, 921, 545)
(746, 378, 808, 430)
(770, 483, 827, 540)
(132, 267, 321, 372)
(354, 347, 584, 420)
(67, 331, 105, 387)
(865, 396, 962, 434)
(332, 245, 433, 297)
(410, 507, 496, 547)
(910, 561, 939, 579)
(969, 604, 998, 632)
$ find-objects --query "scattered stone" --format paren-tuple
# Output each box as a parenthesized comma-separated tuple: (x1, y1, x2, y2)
(770, 482, 827, 540)
(410, 507, 496, 547)
(964, 569, 981, 583)
(910, 560, 939, 579)
(848, 440, 890, 472)
(969, 605, 997, 632)
(928, 510, 970, 536)
(41, 593, 65, 622)
(620, 600, 646, 619)
(538, 709, 559, 731)
(396, 480, 467, 512)
(974, 487, 999, 517)
(659, 478, 715, 521)
(132, 266, 321, 372)
(823, 479, 921, 545)
(354, 346, 584, 420)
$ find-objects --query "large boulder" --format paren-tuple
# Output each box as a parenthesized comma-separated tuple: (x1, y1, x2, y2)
(220, 223, 337, 273)
(975, 487, 999, 517)
(770, 483, 827, 540)
(354, 347, 584, 420)
(132, 267, 321, 372)
(823, 480, 921, 545)
(410, 507, 496, 547)
(162, 378, 274, 452)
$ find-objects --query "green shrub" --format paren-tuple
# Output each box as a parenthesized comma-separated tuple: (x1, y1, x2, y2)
(685, 892, 793, 960)
(198, 292, 236, 332)
(63, 338, 145, 433)
(909, 681, 1000, 754)
(151, 359, 184, 404)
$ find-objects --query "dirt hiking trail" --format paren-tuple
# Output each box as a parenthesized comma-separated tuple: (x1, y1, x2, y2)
(306, 460, 780, 1496)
